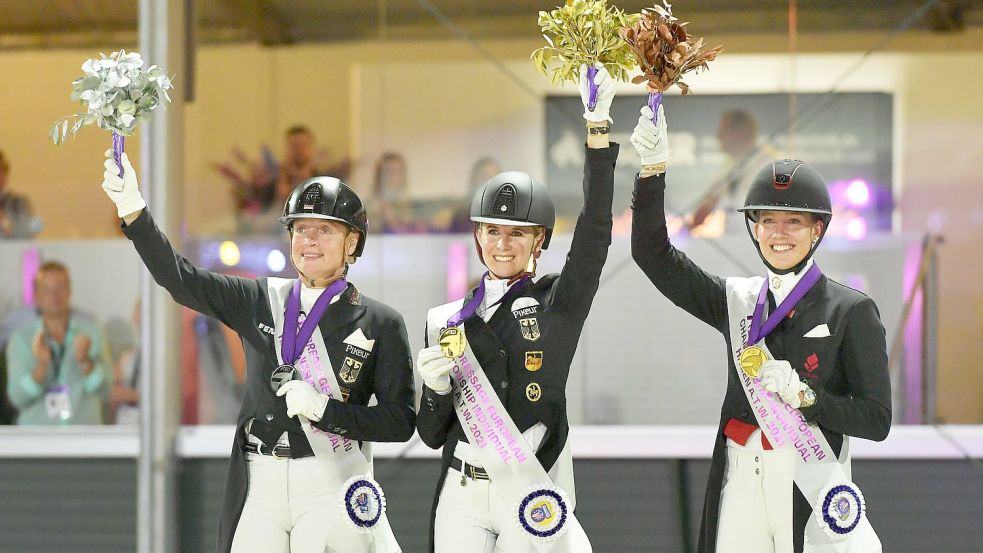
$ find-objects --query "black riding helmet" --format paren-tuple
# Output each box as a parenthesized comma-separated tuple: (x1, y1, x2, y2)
(280, 177, 368, 259)
(737, 159, 832, 275)
(470, 171, 556, 249)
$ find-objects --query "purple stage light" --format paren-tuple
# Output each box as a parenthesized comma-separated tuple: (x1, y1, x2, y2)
(845, 215, 868, 240)
(846, 179, 870, 207)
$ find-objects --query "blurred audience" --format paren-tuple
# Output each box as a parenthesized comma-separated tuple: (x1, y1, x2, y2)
(105, 301, 141, 425)
(448, 156, 501, 233)
(216, 126, 352, 235)
(689, 110, 782, 236)
(0, 149, 42, 239)
(4, 262, 109, 425)
(369, 151, 428, 233)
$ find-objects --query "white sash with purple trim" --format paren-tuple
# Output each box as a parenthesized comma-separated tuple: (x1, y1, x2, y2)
(427, 301, 591, 551)
(726, 276, 881, 553)
(267, 278, 400, 553)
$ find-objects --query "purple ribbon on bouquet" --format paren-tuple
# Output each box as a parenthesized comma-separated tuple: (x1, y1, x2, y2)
(648, 91, 663, 124)
(112, 131, 125, 178)
(282, 278, 348, 364)
(586, 66, 599, 111)
(747, 263, 823, 345)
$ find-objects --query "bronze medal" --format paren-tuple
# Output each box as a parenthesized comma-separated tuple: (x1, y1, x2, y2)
(739, 346, 768, 378)
(438, 326, 467, 359)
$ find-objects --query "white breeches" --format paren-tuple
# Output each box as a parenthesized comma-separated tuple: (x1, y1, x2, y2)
(716, 433, 797, 553)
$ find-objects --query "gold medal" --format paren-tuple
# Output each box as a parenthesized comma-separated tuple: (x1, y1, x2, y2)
(739, 346, 769, 378)
(438, 326, 467, 359)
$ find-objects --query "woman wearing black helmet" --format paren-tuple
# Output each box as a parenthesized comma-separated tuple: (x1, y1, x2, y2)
(99, 151, 414, 553)
(415, 63, 619, 553)
(630, 107, 890, 553)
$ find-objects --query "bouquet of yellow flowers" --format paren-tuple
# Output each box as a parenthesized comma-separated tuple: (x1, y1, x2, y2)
(531, 0, 638, 112)
(51, 50, 173, 175)
(620, 1, 722, 121)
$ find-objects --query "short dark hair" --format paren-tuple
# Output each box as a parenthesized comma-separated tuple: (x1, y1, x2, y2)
(33, 261, 70, 286)
(285, 125, 313, 138)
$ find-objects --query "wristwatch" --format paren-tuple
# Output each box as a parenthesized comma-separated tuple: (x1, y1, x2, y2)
(800, 385, 817, 408)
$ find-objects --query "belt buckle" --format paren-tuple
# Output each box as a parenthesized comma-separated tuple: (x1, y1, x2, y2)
(467, 464, 476, 480)
(271, 444, 289, 460)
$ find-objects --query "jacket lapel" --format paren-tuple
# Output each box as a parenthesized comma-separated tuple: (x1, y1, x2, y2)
(787, 275, 827, 326)
(316, 283, 367, 340)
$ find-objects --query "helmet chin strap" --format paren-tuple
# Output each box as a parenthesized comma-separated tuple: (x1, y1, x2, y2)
(744, 215, 826, 276)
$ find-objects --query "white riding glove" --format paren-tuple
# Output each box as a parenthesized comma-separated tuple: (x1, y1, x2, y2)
(579, 62, 616, 124)
(417, 345, 454, 395)
(759, 360, 804, 408)
(101, 149, 147, 218)
(276, 380, 330, 421)
(630, 104, 669, 167)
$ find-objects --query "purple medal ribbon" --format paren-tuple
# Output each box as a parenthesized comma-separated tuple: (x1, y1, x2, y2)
(445, 272, 529, 327)
(281, 278, 348, 364)
(747, 264, 823, 346)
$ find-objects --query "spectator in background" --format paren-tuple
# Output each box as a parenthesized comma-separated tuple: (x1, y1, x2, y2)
(370, 151, 427, 233)
(5, 262, 108, 425)
(448, 157, 502, 233)
(106, 301, 141, 425)
(690, 110, 782, 236)
(0, 149, 42, 239)
(236, 126, 353, 236)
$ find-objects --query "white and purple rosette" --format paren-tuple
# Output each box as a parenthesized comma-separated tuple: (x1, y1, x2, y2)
(815, 481, 866, 541)
(514, 484, 571, 543)
(339, 475, 386, 534)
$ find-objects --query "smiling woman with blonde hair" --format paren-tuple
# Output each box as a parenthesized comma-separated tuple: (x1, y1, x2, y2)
(630, 102, 892, 553)
(415, 63, 620, 553)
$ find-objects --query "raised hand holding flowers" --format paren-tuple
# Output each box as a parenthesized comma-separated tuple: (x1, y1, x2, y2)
(51, 50, 174, 176)
(531, 0, 638, 114)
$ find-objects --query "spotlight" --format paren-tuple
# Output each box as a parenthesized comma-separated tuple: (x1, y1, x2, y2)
(266, 249, 287, 272)
(845, 216, 868, 241)
(846, 179, 870, 207)
(219, 241, 241, 266)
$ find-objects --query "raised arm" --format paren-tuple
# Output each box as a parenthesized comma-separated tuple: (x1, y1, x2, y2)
(102, 151, 262, 334)
(549, 63, 619, 317)
(629, 104, 728, 331)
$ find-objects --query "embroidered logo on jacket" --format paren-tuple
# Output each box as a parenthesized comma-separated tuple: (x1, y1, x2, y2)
(257, 322, 275, 335)
(525, 351, 543, 372)
(519, 317, 541, 342)
(340, 357, 364, 383)
(803, 353, 820, 379)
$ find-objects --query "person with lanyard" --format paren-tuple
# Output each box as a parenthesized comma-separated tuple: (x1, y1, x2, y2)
(99, 150, 414, 553)
(629, 103, 892, 553)
(415, 63, 619, 553)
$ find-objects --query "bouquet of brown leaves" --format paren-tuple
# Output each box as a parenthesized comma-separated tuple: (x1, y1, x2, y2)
(620, 1, 722, 120)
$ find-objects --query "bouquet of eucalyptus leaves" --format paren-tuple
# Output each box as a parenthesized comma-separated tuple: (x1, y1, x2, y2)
(51, 50, 173, 174)
(531, 0, 638, 111)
